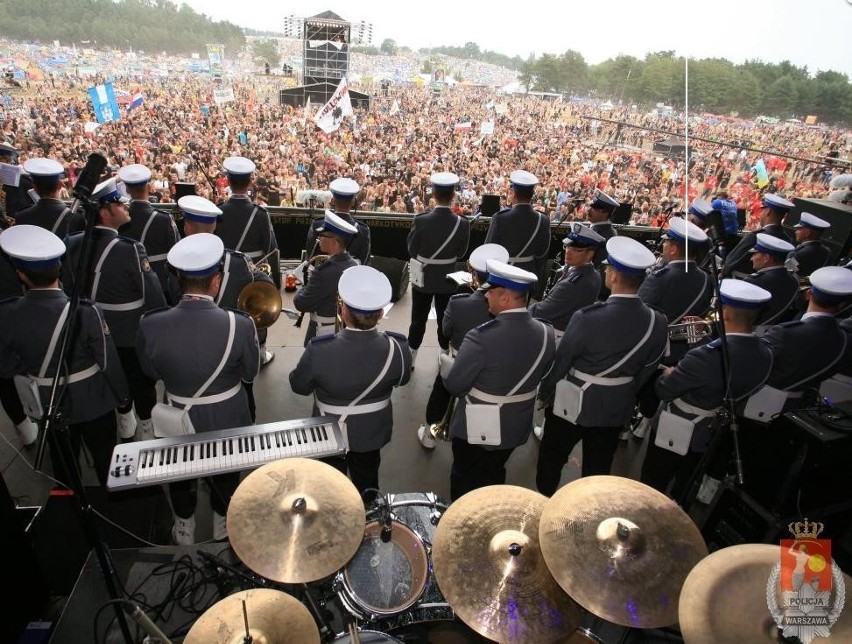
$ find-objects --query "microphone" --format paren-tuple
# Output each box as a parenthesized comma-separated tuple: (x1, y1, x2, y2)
(68, 152, 108, 216)
(705, 209, 729, 259)
(376, 494, 393, 543)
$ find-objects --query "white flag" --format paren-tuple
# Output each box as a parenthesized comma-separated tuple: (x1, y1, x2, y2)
(389, 99, 400, 116)
(314, 77, 354, 134)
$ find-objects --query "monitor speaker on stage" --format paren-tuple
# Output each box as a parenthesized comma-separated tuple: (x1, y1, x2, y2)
(480, 194, 501, 217)
(174, 183, 196, 200)
(612, 202, 632, 225)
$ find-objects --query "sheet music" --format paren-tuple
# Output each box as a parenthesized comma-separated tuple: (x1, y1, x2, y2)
(447, 271, 472, 286)
(0, 162, 22, 187)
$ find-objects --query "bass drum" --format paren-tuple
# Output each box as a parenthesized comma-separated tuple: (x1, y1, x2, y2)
(336, 492, 453, 629)
(333, 630, 402, 643)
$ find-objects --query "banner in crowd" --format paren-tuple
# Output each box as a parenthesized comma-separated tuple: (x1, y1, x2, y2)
(88, 82, 120, 124)
(314, 77, 354, 134)
(206, 43, 224, 72)
(127, 88, 144, 112)
(480, 121, 495, 135)
(753, 159, 770, 188)
(213, 86, 235, 105)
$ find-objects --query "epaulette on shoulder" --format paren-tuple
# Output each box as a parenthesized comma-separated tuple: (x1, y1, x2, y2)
(494, 207, 510, 216)
(385, 331, 407, 341)
(221, 307, 254, 322)
(650, 265, 669, 276)
(577, 301, 606, 315)
(778, 320, 803, 328)
(476, 318, 498, 332)
(309, 333, 336, 344)
(0, 295, 19, 306)
(450, 292, 472, 300)
(116, 234, 142, 246)
(140, 306, 170, 318)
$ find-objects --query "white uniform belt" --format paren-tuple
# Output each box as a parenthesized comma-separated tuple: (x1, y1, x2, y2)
(310, 313, 336, 326)
(415, 255, 456, 265)
(246, 250, 264, 259)
(448, 346, 458, 357)
(554, 329, 565, 342)
(33, 364, 100, 387)
(672, 398, 718, 419)
(96, 298, 145, 312)
(570, 369, 633, 386)
(166, 382, 242, 406)
(316, 397, 390, 416)
(147, 253, 168, 262)
(468, 387, 537, 404)
(510, 255, 533, 263)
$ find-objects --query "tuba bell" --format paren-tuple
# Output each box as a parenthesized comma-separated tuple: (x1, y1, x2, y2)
(237, 281, 282, 329)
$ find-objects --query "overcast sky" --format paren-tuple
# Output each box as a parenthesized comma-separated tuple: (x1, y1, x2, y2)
(181, 0, 852, 78)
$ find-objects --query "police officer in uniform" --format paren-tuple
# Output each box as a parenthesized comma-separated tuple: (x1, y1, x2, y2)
(137, 234, 260, 544)
(117, 163, 180, 298)
(289, 265, 411, 500)
(294, 211, 359, 345)
(484, 170, 551, 277)
(585, 190, 619, 266)
(530, 223, 603, 338)
(62, 178, 166, 441)
(304, 178, 371, 267)
(407, 172, 470, 366)
(537, 237, 667, 494)
(0, 225, 129, 485)
(444, 261, 555, 500)
(16, 158, 80, 237)
(168, 196, 272, 418)
(723, 193, 795, 277)
(685, 198, 713, 270)
(743, 233, 798, 328)
(640, 279, 774, 500)
(417, 243, 509, 449)
(790, 212, 831, 278)
(0, 142, 34, 217)
(215, 156, 278, 270)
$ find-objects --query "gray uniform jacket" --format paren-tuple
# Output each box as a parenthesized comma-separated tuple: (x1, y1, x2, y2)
(530, 263, 601, 332)
(216, 195, 278, 262)
(638, 260, 712, 323)
(791, 240, 831, 278)
(656, 334, 773, 451)
(289, 328, 411, 452)
(444, 310, 555, 450)
(744, 266, 799, 326)
(541, 296, 668, 427)
(484, 205, 551, 276)
(407, 206, 470, 294)
(137, 297, 259, 432)
(15, 198, 77, 237)
(305, 212, 371, 266)
(0, 228, 23, 299)
(442, 289, 492, 351)
(62, 227, 166, 347)
(723, 223, 793, 277)
(294, 253, 358, 344)
(120, 200, 180, 294)
(0, 289, 128, 423)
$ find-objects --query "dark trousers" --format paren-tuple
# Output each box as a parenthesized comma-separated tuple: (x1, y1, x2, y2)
(640, 431, 703, 501)
(117, 347, 156, 420)
(535, 407, 621, 496)
(425, 373, 452, 424)
(0, 377, 26, 425)
(243, 381, 256, 423)
(450, 437, 513, 501)
(323, 449, 382, 504)
(170, 472, 241, 519)
(408, 290, 451, 351)
(52, 410, 117, 488)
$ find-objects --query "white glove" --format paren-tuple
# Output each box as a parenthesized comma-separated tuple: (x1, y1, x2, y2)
(117, 410, 137, 439)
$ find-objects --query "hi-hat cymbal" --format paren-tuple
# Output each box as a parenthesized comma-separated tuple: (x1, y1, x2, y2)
(539, 476, 708, 629)
(432, 485, 583, 643)
(227, 458, 365, 583)
(679, 543, 852, 643)
(184, 588, 320, 644)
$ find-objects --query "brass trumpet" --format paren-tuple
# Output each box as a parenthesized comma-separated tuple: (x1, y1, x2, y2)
(237, 281, 282, 329)
(667, 315, 714, 345)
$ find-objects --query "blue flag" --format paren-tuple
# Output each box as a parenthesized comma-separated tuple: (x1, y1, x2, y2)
(88, 82, 121, 124)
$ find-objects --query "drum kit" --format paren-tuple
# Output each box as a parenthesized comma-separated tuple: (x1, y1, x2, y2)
(181, 461, 845, 644)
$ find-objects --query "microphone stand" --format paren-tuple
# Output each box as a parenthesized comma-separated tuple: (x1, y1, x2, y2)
(34, 153, 134, 642)
(678, 213, 745, 511)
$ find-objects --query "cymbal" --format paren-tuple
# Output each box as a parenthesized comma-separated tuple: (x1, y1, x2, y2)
(680, 543, 852, 643)
(539, 476, 708, 629)
(432, 485, 582, 643)
(227, 458, 365, 583)
(184, 588, 320, 644)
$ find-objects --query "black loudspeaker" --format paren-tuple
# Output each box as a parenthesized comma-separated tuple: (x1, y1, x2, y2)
(174, 182, 196, 200)
(785, 198, 852, 263)
(701, 483, 785, 551)
(611, 202, 632, 225)
(368, 255, 409, 303)
(480, 194, 501, 217)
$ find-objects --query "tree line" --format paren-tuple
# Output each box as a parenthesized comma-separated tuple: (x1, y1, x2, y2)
(520, 50, 851, 125)
(0, 0, 245, 55)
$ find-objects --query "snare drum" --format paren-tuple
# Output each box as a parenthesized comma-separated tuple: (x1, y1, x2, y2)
(333, 630, 402, 643)
(336, 492, 452, 626)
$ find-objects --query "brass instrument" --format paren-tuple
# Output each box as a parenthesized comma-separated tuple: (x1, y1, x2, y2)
(667, 315, 714, 345)
(429, 390, 457, 442)
(237, 281, 282, 329)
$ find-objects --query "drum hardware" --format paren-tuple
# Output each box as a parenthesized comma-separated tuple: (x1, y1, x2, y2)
(184, 588, 320, 644)
(237, 280, 282, 329)
(431, 485, 583, 643)
(539, 475, 708, 629)
(227, 458, 365, 584)
(667, 315, 714, 345)
(679, 543, 852, 644)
